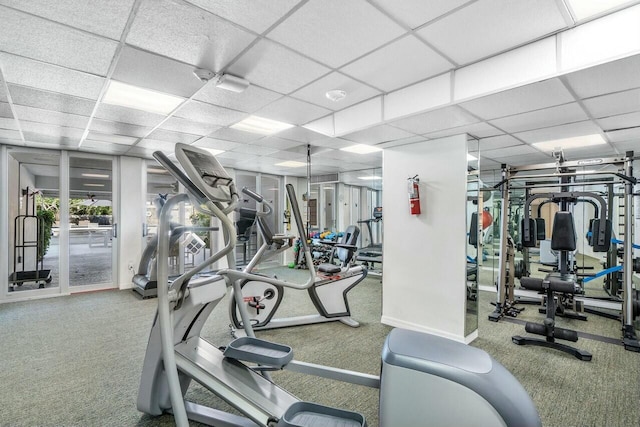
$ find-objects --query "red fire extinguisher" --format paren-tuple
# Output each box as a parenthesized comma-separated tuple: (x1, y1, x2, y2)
(408, 175, 421, 215)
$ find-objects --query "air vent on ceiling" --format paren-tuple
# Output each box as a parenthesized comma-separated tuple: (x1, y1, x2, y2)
(311, 173, 339, 184)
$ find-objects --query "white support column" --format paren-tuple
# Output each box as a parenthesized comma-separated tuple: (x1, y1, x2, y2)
(117, 156, 144, 289)
(381, 135, 472, 342)
(59, 150, 70, 295)
(0, 145, 8, 301)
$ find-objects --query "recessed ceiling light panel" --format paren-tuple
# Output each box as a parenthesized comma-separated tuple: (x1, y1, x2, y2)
(532, 134, 606, 151)
(83, 183, 105, 187)
(275, 161, 307, 167)
(81, 173, 109, 178)
(231, 116, 295, 135)
(341, 144, 383, 154)
(357, 175, 382, 180)
(102, 81, 185, 115)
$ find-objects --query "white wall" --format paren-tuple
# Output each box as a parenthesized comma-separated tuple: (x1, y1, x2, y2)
(117, 156, 145, 289)
(381, 135, 472, 342)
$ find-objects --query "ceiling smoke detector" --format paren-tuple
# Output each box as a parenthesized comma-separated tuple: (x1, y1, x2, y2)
(325, 89, 347, 102)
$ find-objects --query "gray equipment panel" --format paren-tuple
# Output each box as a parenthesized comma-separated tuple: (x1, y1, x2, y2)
(381, 328, 541, 427)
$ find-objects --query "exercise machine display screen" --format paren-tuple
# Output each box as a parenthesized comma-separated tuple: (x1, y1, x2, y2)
(176, 144, 234, 203)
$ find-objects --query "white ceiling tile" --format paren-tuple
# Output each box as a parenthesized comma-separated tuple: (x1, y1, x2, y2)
(267, 0, 405, 68)
(268, 150, 306, 161)
(341, 35, 453, 92)
(20, 121, 84, 138)
(277, 126, 326, 143)
(582, 88, 640, 118)
(89, 118, 151, 137)
(194, 84, 282, 113)
(373, 0, 474, 29)
(611, 138, 640, 151)
(423, 122, 502, 140)
(231, 144, 279, 156)
(127, 0, 256, 71)
(460, 79, 575, 120)
(207, 127, 263, 143)
(146, 129, 200, 144)
(228, 39, 331, 94)
(492, 153, 552, 166)
(85, 132, 138, 145)
(0, 6, 118, 75)
(482, 143, 538, 159)
(606, 127, 640, 143)
(564, 54, 640, 99)
(112, 46, 204, 98)
(23, 134, 78, 148)
(253, 137, 301, 150)
(160, 117, 220, 136)
(309, 137, 354, 149)
(290, 72, 381, 111)
(0, 54, 105, 99)
(342, 124, 415, 144)
(0, 129, 22, 140)
(7, 85, 96, 116)
(0, 102, 13, 118)
(174, 100, 247, 126)
(416, 0, 567, 65)
(255, 97, 331, 125)
(187, 0, 302, 33)
(192, 137, 242, 151)
(125, 146, 158, 158)
(136, 138, 178, 152)
(376, 135, 426, 148)
(489, 103, 589, 133)
(597, 111, 640, 132)
(514, 121, 602, 144)
(78, 140, 132, 154)
(0, 117, 18, 129)
(389, 105, 479, 134)
(478, 135, 522, 151)
(218, 150, 262, 160)
(334, 97, 382, 135)
(13, 105, 89, 129)
(94, 104, 165, 127)
(0, 0, 135, 39)
(0, 102, 12, 119)
(0, 74, 7, 103)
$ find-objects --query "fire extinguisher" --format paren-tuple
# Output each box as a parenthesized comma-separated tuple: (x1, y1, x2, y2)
(407, 175, 421, 215)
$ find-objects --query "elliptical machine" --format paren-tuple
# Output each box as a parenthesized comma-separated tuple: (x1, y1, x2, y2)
(137, 143, 542, 427)
(228, 192, 366, 333)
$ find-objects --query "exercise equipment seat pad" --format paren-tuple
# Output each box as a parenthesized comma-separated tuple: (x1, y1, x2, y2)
(551, 212, 576, 251)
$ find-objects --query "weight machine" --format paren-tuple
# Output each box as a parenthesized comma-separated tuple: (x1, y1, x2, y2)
(489, 151, 639, 354)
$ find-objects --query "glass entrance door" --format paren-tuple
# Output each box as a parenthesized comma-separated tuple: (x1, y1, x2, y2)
(68, 154, 116, 289)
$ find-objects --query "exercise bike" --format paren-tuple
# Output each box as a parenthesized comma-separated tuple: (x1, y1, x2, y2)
(137, 143, 542, 427)
(228, 193, 365, 333)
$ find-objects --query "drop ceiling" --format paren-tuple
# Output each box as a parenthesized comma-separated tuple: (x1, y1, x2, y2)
(0, 0, 638, 184)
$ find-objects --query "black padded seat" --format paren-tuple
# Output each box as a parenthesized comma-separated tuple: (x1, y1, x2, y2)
(551, 212, 576, 251)
(318, 264, 342, 274)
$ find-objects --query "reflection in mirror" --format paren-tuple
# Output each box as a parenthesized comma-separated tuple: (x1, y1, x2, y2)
(340, 168, 383, 276)
(465, 139, 480, 336)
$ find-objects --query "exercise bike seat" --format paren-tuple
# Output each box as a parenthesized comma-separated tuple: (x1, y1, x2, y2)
(317, 263, 342, 274)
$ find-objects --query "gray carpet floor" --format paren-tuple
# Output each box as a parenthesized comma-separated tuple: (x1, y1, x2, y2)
(0, 267, 638, 427)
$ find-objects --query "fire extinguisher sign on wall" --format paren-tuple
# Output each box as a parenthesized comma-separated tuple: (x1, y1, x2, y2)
(407, 175, 421, 215)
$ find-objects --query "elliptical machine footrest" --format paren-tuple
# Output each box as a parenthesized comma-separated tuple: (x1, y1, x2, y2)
(223, 337, 293, 369)
(277, 402, 366, 427)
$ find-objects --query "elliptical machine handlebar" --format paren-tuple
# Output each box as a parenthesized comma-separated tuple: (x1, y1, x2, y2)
(240, 187, 272, 218)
